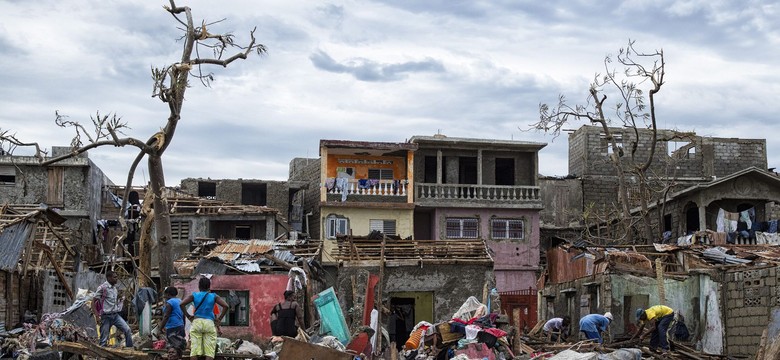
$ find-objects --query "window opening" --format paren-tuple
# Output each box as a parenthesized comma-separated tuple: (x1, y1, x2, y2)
(235, 225, 251, 240)
(326, 215, 349, 239)
(495, 158, 515, 186)
(368, 168, 394, 180)
(369, 219, 397, 236)
(491, 218, 524, 240)
(214, 290, 250, 326)
(241, 183, 267, 206)
(446, 218, 478, 238)
(198, 182, 217, 199)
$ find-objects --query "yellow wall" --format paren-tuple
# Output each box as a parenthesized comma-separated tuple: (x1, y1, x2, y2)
(320, 207, 414, 238)
(391, 291, 435, 324)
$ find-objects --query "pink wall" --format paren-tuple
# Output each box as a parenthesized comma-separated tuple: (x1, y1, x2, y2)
(432, 208, 540, 291)
(175, 274, 289, 342)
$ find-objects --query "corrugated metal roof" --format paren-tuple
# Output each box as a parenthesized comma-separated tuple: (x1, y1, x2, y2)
(702, 247, 752, 265)
(207, 240, 274, 257)
(0, 221, 34, 271)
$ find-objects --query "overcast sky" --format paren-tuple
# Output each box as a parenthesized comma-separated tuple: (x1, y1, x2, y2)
(1, 0, 778, 186)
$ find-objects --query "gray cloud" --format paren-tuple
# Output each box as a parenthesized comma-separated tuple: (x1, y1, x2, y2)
(309, 49, 445, 82)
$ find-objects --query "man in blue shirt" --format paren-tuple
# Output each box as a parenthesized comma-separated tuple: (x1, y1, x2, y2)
(579, 312, 612, 344)
(160, 286, 185, 350)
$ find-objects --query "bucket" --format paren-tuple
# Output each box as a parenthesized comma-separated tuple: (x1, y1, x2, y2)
(404, 328, 424, 350)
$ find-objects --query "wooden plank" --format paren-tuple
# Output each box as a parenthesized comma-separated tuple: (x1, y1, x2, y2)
(279, 337, 353, 360)
(37, 242, 74, 300)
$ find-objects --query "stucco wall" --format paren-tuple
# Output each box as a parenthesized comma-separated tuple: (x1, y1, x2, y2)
(174, 274, 289, 342)
(320, 207, 414, 239)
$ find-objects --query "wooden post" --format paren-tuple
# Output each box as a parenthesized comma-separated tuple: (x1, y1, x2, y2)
(20, 220, 39, 278)
(375, 239, 386, 357)
(302, 261, 315, 328)
(37, 242, 74, 300)
(655, 258, 665, 305)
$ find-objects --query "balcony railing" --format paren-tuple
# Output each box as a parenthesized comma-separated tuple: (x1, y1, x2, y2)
(324, 179, 407, 197)
(415, 183, 540, 203)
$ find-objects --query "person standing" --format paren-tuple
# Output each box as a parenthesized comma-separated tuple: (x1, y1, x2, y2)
(270, 290, 304, 337)
(92, 270, 133, 348)
(542, 316, 571, 342)
(160, 286, 185, 350)
(180, 277, 228, 360)
(631, 305, 675, 354)
(578, 312, 612, 344)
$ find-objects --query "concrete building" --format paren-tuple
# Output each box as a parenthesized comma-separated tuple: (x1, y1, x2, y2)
(179, 177, 307, 237)
(409, 135, 546, 315)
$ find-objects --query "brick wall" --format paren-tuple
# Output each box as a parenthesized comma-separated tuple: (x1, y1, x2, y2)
(724, 267, 777, 357)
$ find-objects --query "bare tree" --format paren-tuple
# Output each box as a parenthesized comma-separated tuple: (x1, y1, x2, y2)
(533, 40, 690, 243)
(0, 1, 266, 287)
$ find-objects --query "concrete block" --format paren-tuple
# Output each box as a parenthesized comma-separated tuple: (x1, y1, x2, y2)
(767, 277, 776, 286)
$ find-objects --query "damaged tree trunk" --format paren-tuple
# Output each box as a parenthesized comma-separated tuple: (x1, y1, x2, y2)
(148, 154, 173, 286)
(138, 187, 156, 288)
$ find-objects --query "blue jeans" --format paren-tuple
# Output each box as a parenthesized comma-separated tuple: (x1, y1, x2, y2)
(581, 330, 602, 343)
(99, 313, 133, 347)
(650, 314, 674, 351)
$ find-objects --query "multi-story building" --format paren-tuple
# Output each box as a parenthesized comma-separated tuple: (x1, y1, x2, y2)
(409, 134, 546, 327)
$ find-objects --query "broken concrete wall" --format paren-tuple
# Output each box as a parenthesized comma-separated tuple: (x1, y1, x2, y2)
(289, 158, 321, 239)
(336, 264, 495, 324)
(724, 266, 778, 357)
(539, 178, 582, 228)
(569, 125, 766, 179)
(180, 178, 290, 214)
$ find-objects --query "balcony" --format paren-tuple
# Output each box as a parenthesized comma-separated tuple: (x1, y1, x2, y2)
(324, 179, 409, 203)
(415, 183, 542, 208)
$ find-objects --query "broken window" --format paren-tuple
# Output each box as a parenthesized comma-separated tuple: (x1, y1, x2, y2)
(214, 290, 250, 326)
(491, 218, 524, 240)
(600, 133, 623, 156)
(495, 158, 515, 186)
(198, 181, 217, 199)
(368, 168, 394, 180)
(326, 215, 349, 239)
(0, 167, 15, 185)
(235, 225, 251, 240)
(369, 219, 397, 236)
(668, 140, 696, 159)
(446, 217, 478, 239)
(241, 183, 267, 206)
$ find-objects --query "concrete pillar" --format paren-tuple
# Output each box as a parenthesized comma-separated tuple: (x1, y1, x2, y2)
(320, 147, 328, 202)
(477, 149, 483, 185)
(436, 149, 443, 184)
(266, 216, 276, 240)
(698, 205, 706, 232)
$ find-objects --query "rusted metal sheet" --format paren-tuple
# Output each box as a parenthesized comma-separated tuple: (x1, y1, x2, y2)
(207, 240, 274, 257)
(546, 246, 594, 284)
(0, 221, 34, 271)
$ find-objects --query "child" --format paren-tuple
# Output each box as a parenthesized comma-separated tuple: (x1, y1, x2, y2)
(160, 287, 186, 350)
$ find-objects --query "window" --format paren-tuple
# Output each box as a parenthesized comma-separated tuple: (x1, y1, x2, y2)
(241, 183, 267, 206)
(171, 221, 191, 249)
(491, 218, 524, 240)
(458, 157, 478, 184)
(446, 218, 478, 239)
(326, 215, 349, 239)
(668, 140, 695, 159)
(601, 134, 623, 155)
(214, 290, 250, 326)
(0, 167, 15, 185)
(368, 168, 393, 180)
(369, 219, 397, 236)
(337, 167, 355, 178)
(235, 225, 251, 240)
(424, 156, 438, 183)
(198, 182, 217, 199)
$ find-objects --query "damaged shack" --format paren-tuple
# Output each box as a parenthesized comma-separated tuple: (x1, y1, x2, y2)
(540, 241, 780, 358)
(172, 238, 321, 343)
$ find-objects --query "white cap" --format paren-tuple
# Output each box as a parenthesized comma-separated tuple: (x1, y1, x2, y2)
(604, 312, 613, 321)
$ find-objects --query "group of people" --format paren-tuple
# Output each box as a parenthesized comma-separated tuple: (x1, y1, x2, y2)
(541, 304, 676, 354)
(91, 272, 305, 360)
